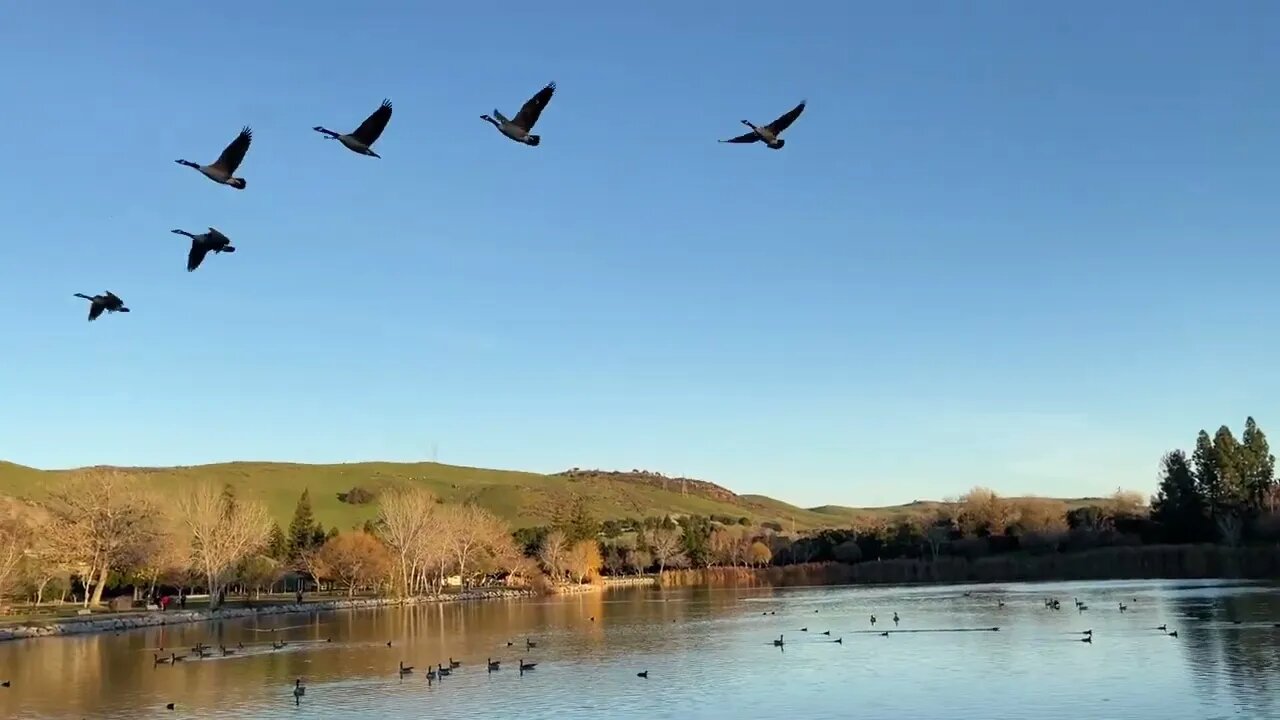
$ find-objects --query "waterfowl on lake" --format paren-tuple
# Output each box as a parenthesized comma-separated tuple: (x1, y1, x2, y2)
(799, 627, 808, 632)
(1, 681, 9, 687)
(519, 659, 537, 673)
(220, 645, 235, 656)
(175, 126, 253, 189)
(487, 658, 501, 672)
(820, 630, 830, 636)
(893, 612, 900, 626)
(772, 635, 784, 647)
(293, 678, 305, 704)
(425, 667, 438, 680)
(526, 638, 538, 649)
(313, 99, 393, 157)
(1119, 603, 1127, 612)
(1081, 629, 1093, 636)
(719, 100, 806, 149)
(437, 663, 451, 677)
(481, 82, 556, 146)
(833, 637, 843, 644)
(637, 671, 648, 678)
(74, 291, 129, 321)
(1157, 624, 1167, 631)
(879, 631, 890, 637)
(449, 658, 461, 668)
(870, 615, 877, 625)
(398, 662, 413, 675)
(171, 228, 236, 272)
(166, 703, 175, 711)
(1167, 630, 1179, 638)
(154, 653, 172, 665)
(1080, 636, 1092, 643)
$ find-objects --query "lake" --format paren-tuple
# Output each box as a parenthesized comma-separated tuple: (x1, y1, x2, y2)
(2, 579, 1279, 719)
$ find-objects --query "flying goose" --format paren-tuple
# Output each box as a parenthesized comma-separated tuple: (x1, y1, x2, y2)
(171, 228, 236, 272)
(175, 126, 253, 189)
(314, 99, 393, 157)
(719, 101, 806, 149)
(74, 291, 129, 321)
(481, 82, 556, 146)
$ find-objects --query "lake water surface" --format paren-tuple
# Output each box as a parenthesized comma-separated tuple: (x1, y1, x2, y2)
(2, 579, 1279, 719)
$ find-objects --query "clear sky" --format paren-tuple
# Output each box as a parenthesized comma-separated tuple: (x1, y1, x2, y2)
(1, 2, 1277, 508)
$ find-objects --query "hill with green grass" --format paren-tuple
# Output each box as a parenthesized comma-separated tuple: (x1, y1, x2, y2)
(0, 460, 1110, 533)
(0, 460, 844, 532)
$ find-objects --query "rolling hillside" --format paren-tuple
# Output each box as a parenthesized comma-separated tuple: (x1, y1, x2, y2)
(0, 460, 840, 531)
(0, 460, 1110, 532)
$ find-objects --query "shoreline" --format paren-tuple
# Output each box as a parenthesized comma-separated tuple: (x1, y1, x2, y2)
(0, 576, 660, 644)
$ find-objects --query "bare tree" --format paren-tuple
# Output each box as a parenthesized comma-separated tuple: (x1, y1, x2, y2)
(0, 513, 29, 600)
(440, 505, 505, 589)
(648, 527, 684, 574)
(957, 486, 1013, 537)
(175, 482, 271, 609)
(45, 471, 164, 606)
(375, 487, 436, 597)
(564, 540, 602, 584)
(538, 530, 569, 580)
(316, 532, 392, 596)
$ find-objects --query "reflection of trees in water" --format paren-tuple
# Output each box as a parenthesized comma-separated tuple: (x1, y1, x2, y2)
(1170, 589, 1280, 717)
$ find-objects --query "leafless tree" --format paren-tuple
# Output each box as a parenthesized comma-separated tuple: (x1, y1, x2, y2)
(564, 540, 602, 584)
(648, 527, 684, 574)
(175, 481, 271, 609)
(45, 470, 164, 606)
(538, 529, 569, 580)
(0, 512, 29, 600)
(375, 487, 437, 597)
(440, 504, 505, 589)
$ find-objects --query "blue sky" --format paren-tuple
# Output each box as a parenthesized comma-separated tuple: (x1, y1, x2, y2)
(1, 2, 1277, 507)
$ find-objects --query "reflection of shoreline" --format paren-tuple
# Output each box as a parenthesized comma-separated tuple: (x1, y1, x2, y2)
(659, 544, 1280, 588)
(0, 589, 535, 643)
(0, 577, 661, 644)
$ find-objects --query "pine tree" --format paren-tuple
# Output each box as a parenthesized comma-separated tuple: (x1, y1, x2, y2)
(266, 523, 287, 560)
(1211, 425, 1247, 510)
(287, 490, 320, 562)
(1151, 449, 1209, 542)
(554, 495, 599, 543)
(1239, 416, 1276, 514)
(1193, 430, 1224, 519)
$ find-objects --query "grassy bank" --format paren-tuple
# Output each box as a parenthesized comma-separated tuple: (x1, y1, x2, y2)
(656, 544, 1280, 588)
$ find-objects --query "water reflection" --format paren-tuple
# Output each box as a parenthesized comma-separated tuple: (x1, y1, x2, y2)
(0, 579, 1277, 719)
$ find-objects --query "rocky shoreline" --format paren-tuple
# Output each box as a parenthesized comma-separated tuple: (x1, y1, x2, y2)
(0, 587, 534, 643)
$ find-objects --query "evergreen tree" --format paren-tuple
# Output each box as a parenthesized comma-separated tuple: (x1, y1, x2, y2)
(679, 515, 712, 567)
(1151, 449, 1209, 542)
(554, 495, 599, 543)
(265, 522, 287, 560)
(287, 489, 320, 562)
(1192, 430, 1224, 519)
(1239, 416, 1276, 514)
(1211, 425, 1248, 510)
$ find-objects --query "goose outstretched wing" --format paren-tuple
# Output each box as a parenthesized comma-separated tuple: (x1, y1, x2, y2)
(212, 127, 253, 173)
(351, 99, 392, 146)
(206, 227, 231, 245)
(512, 82, 556, 131)
(88, 302, 105, 321)
(188, 243, 210, 272)
(104, 291, 122, 304)
(765, 101, 806, 135)
(719, 131, 761, 144)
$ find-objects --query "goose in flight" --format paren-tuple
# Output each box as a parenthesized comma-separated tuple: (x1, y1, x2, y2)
(314, 99, 393, 157)
(74, 291, 130, 321)
(171, 228, 236, 272)
(481, 82, 556, 146)
(175, 127, 253, 188)
(720, 101, 806, 149)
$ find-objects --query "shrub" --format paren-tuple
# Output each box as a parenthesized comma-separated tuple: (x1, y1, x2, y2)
(337, 486, 377, 505)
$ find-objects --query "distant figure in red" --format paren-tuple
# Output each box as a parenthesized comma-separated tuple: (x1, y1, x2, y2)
(160, 595, 171, 611)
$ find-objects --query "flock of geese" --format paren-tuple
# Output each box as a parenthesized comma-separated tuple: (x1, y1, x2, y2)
(72, 82, 808, 322)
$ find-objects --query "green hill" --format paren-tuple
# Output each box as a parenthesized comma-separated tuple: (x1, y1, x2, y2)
(0, 460, 1113, 533)
(0, 460, 844, 532)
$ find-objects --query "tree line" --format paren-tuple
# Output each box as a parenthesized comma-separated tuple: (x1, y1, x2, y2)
(0, 416, 1275, 608)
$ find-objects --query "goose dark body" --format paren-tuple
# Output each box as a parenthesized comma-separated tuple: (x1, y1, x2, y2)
(172, 228, 236, 272)
(481, 82, 556, 146)
(720, 100, 806, 149)
(74, 291, 130, 321)
(314, 99, 393, 157)
(175, 127, 253, 188)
